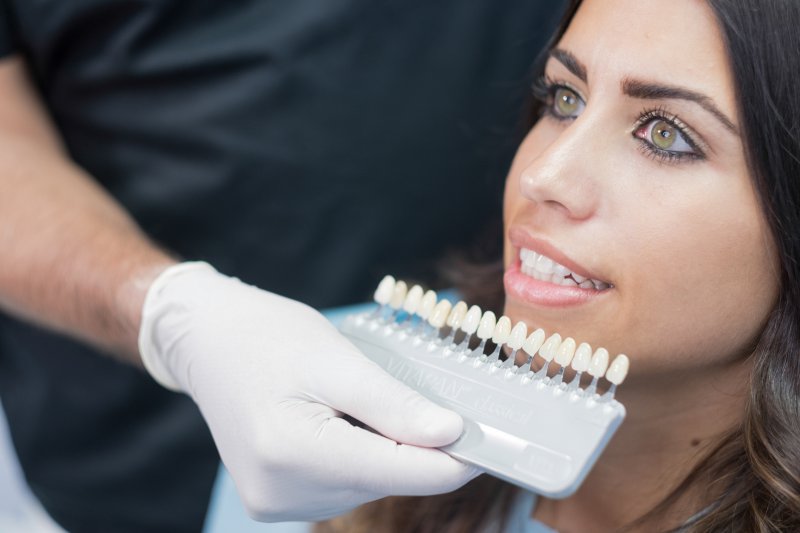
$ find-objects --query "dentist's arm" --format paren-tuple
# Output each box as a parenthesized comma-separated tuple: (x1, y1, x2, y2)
(0, 56, 475, 521)
(0, 55, 174, 358)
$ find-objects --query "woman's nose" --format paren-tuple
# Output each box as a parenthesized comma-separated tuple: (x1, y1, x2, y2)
(517, 120, 602, 222)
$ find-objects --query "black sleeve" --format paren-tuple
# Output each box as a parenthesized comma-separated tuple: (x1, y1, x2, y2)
(0, 1, 17, 58)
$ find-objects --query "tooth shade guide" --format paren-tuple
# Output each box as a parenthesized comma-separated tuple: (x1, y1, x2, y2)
(441, 302, 468, 345)
(551, 336, 574, 384)
(428, 299, 451, 329)
(476, 311, 497, 340)
(456, 304, 482, 352)
(373, 275, 395, 305)
(389, 280, 407, 310)
(606, 354, 630, 385)
(491, 316, 512, 344)
(418, 290, 437, 320)
(554, 337, 576, 367)
(413, 290, 438, 335)
(538, 333, 561, 362)
(341, 303, 628, 498)
(367, 277, 630, 397)
(461, 305, 482, 335)
(402, 284, 424, 314)
(571, 343, 592, 372)
(522, 329, 545, 356)
(446, 301, 467, 327)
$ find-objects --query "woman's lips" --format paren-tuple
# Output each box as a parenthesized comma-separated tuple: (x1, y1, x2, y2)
(504, 260, 610, 308)
(507, 226, 609, 284)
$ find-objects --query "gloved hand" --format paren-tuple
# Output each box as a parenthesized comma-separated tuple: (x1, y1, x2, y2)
(138, 262, 477, 522)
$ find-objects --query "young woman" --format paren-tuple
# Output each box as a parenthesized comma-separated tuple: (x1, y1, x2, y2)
(316, 0, 800, 531)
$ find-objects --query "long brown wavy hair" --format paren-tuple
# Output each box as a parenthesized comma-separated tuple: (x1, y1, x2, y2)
(316, 1, 800, 530)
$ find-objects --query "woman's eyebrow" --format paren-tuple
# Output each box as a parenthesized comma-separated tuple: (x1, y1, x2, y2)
(622, 78, 738, 135)
(549, 48, 587, 82)
(550, 47, 739, 135)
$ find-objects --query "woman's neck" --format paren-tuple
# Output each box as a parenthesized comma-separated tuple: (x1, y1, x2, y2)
(532, 358, 751, 532)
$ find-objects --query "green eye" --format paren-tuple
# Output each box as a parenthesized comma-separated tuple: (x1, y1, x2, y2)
(634, 116, 697, 157)
(651, 120, 677, 150)
(553, 87, 583, 118)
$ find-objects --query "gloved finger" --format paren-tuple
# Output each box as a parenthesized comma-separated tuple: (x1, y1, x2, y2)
(308, 352, 464, 448)
(314, 416, 481, 497)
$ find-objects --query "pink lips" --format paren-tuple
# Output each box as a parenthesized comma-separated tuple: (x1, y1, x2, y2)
(504, 261, 604, 307)
(504, 226, 613, 308)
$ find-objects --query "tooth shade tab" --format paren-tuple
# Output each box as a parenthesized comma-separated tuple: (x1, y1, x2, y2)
(492, 316, 512, 344)
(402, 285, 424, 314)
(522, 329, 546, 357)
(428, 300, 452, 328)
(507, 322, 528, 351)
(606, 354, 630, 385)
(373, 275, 395, 305)
(588, 348, 609, 378)
(389, 281, 407, 309)
(539, 333, 562, 362)
(446, 301, 468, 329)
(476, 311, 497, 340)
(554, 337, 576, 367)
(461, 305, 482, 335)
(571, 343, 592, 372)
(418, 290, 437, 320)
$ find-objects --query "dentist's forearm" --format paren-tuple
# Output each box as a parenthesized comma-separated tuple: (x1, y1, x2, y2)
(0, 55, 176, 362)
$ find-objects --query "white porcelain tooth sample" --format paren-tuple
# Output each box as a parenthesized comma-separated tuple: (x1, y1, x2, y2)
(476, 311, 497, 340)
(445, 301, 468, 329)
(554, 337, 576, 367)
(491, 316, 512, 345)
(417, 290, 437, 321)
(507, 322, 528, 350)
(461, 305, 482, 335)
(522, 328, 546, 356)
(571, 342, 592, 372)
(402, 285, 423, 314)
(428, 299, 452, 328)
(588, 347, 610, 377)
(538, 333, 562, 362)
(606, 354, 630, 385)
(389, 281, 407, 309)
(374, 275, 395, 305)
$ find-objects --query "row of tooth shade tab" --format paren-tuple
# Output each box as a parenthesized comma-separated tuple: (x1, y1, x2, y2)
(372, 275, 630, 392)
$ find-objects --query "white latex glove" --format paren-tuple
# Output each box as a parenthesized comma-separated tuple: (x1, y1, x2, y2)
(138, 262, 477, 522)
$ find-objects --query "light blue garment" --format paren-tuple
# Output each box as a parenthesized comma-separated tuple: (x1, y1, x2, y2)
(204, 466, 554, 533)
(504, 492, 557, 533)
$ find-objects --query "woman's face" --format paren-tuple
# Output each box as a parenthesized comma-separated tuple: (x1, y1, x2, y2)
(503, 0, 779, 382)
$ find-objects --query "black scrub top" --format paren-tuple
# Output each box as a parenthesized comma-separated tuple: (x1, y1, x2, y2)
(0, 1, 564, 531)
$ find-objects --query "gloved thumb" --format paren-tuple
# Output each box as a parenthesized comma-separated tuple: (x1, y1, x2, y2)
(309, 351, 464, 448)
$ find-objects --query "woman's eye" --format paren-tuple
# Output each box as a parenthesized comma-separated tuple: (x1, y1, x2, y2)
(552, 86, 584, 119)
(634, 118, 696, 154)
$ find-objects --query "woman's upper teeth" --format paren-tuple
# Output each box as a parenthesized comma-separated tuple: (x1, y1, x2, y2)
(519, 248, 611, 290)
